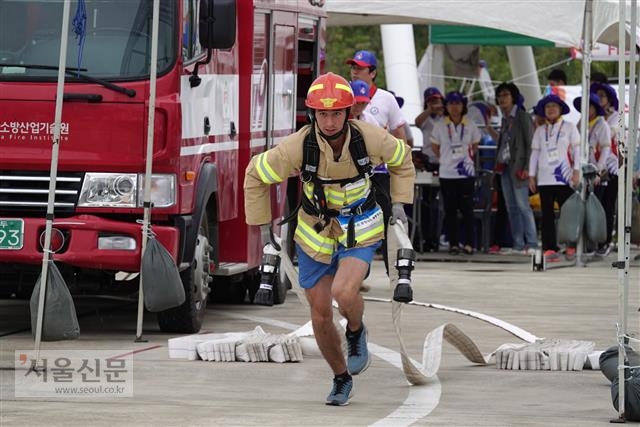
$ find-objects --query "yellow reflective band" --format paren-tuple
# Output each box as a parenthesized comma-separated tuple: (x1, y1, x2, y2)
(256, 152, 282, 184)
(296, 221, 334, 255)
(344, 184, 368, 200)
(356, 224, 384, 242)
(387, 138, 406, 167)
(308, 83, 324, 93)
(335, 83, 353, 94)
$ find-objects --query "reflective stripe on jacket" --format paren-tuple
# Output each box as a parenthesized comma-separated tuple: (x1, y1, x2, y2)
(244, 120, 415, 263)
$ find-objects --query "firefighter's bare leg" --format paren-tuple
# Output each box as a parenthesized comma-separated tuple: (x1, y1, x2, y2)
(333, 256, 371, 375)
(305, 275, 346, 374)
(332, 257, 369, 333)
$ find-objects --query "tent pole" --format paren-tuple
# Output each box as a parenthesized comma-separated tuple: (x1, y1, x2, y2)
(616, 0, 629, 421)
(577, 0, 593, 267)
(135, 0, 160, 341)
(33, 0, 72, 368)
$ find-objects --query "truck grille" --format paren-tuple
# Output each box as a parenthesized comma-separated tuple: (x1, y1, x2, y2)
(0, 171, 83, 214)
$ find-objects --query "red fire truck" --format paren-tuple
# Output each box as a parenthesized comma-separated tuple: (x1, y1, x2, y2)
(0, 0, 326, 332)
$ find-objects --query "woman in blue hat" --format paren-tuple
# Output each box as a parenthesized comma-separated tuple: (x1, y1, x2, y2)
(431, 91, 482, 255)
(528, 94, 581, 262)
(494, 82, 539, 255)
(591, 82, 620, 136)
(575, 92, 618, 256)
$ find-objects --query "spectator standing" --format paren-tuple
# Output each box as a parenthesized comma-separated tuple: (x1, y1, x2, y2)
(528, 94, 581, 262)
(592, 82, 621, 140)
(494, 82, 539, 255)
(346, 50, 409, 273)
(431, 91, 482, 255)
(574, 92, 618, 256)
(413, 88, 446, 252)
(415, 87, 445, 171)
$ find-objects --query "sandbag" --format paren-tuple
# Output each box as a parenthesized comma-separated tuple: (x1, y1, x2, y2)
(30, 262, 80, 341)
(142, 236, 185, 312)
(600, 345, 640, 421)
(632, 197, 640, 245)
(557, 191, 584, 244)
(585, 191, 607, 244)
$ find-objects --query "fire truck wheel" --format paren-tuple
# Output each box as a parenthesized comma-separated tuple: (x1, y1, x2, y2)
(157, 216, 212, 333)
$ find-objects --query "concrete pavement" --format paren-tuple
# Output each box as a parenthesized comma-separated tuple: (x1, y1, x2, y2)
(1, 253, 638, 426)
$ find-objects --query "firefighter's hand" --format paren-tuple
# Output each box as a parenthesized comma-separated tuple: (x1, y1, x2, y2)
(390, 203, 407, 225)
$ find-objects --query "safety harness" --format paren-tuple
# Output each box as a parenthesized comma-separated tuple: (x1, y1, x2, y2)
(280, 123, 377, 248)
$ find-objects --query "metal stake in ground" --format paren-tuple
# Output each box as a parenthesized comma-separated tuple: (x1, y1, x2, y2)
(135, 0, 161, 342)
(33, 0, 72, 368)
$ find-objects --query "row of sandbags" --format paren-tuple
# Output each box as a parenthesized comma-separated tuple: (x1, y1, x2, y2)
(168, 326, 303, 363)
(493, 339, 596, 371)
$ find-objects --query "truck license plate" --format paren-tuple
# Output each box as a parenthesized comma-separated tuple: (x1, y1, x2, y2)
(0, 219, 24, 250)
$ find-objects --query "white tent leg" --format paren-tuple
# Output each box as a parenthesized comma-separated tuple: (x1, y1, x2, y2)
(577, 0, 593, 267)
(33, 0, 72, 368)
(380, 24, 422, 127)
(616, 0, 630, 421)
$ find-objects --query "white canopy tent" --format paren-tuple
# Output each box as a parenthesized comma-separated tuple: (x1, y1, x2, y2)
(325, 0, 638, 48)
(325, 0, 640, 421)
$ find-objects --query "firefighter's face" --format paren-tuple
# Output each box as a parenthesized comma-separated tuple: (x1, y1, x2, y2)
(316, 109, 347, 136)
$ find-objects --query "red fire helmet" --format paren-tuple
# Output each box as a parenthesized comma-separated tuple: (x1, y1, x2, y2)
(305, 72, 354, 110)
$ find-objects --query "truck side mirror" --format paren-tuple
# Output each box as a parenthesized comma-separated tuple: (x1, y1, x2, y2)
(199, 0, 236, 50)
(191, 0, 237, 88)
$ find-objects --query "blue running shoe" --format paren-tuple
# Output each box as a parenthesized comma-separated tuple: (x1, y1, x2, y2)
(346, 325, 370, 375)
(325, 375, 353, 406)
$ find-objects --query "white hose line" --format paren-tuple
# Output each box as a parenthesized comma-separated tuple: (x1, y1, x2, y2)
(364, 296, 539, 344)
(279, 222, 539, 386)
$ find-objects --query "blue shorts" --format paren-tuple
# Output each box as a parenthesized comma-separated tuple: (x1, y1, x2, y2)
(296, 242, 381, 289)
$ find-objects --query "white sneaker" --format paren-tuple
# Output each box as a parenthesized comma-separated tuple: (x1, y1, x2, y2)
(499, 247, 513, 255)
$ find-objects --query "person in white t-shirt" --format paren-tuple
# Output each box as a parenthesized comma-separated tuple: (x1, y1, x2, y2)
(346, 50, 409, 273)
(528, 94, 581, 262)
(431, 91, 481, 255)
(574, 92, 618, 256)
(346, 50, 407, 142)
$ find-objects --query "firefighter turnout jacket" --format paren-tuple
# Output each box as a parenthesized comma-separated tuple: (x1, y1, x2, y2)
(244, 120, 415, 264)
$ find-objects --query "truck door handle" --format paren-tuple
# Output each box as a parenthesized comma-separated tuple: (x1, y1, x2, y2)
(62, 93, 103, 103)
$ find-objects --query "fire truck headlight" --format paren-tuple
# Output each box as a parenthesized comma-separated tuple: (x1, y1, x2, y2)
(78, 173, 138, 207)
(137, 174, 176, 208)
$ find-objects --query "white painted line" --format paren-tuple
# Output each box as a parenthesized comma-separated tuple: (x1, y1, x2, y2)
(218, 311, 441, 426)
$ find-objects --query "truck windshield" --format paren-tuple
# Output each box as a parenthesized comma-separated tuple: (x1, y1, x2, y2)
(0, 0, 177, 80)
